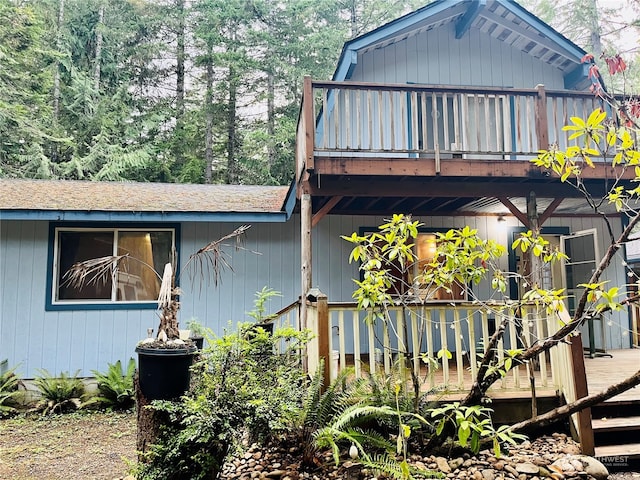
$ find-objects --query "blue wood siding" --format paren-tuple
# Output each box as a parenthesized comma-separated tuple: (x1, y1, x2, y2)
(0, 214, 630, 378)
(351, 22, 565, 89)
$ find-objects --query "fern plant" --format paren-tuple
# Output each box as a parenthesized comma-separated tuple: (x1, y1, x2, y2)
(90, 358, 136, 410)
(0, 366, 22, 417)
(310, 371, 441, 480)
(34, 370, 86, 415)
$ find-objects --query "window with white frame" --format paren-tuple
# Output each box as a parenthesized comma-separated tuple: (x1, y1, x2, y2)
(52, 227, 175, 304)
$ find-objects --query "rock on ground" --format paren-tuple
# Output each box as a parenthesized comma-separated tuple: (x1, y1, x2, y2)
(219, 432, 615, 480)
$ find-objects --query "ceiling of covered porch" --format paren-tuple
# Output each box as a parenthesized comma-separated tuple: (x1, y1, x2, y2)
(303, 173, 626, 220)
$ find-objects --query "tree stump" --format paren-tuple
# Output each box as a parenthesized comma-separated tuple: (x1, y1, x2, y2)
(135, 371, 169, 457)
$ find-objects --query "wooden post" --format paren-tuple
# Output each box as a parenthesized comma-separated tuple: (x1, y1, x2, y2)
(527, 191, 543, 289)
(316, 291, 330, 389)
(303, 76, 315, 172)
(305, 289, 330, 389)
(535, 84, 549, 151)
(570, 333, 595, 455)
(301, 192, 312, 370)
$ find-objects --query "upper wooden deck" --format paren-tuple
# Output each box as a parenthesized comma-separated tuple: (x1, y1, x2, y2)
(295, 78, 635, 208)
(585, 348, 640, 403)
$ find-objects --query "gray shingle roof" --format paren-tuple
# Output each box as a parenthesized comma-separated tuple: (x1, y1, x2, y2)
(0, 179, 290, 213)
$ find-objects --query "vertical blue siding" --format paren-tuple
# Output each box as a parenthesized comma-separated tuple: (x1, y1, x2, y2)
(0, 214, 630, 378)
(353, 22, 566, 89)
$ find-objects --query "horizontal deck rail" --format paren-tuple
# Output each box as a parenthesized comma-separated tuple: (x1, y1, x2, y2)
(295, 77, 613, 176)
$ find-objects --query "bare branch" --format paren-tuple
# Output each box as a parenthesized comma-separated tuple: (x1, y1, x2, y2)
(183, 224, 252, 288)
(62, 254, 129, 289)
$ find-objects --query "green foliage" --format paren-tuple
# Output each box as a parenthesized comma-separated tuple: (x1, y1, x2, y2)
(0, 365, 22, 417)
(344, 214, 507, 313)
(0, 0, 425, 184)
(422, 226, 506, 294)
(34, 370, 86, 415)
(429, 402, 526, 456)
(185, 318, 206, 337)
(313, 377, 439, 480)
(89, 359, 136, 411)
(133, 323, 311, 480)
(246, 286, 282, 323)
(342, 213, 422, 311)
(580, 281, 622, 314)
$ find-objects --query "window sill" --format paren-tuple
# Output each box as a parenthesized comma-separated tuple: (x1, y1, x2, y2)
(45, 301, 159, 312)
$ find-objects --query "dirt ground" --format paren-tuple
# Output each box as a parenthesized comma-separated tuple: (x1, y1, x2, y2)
(0, 411, 136, 480)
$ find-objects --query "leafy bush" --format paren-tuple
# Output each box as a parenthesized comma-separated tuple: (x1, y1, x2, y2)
(90, 359, 136, 410)
(134, 322, 311, 480)
(34, 370, 86, 415)
(0, 365, 22, 417)
(429, 402, 526, 456)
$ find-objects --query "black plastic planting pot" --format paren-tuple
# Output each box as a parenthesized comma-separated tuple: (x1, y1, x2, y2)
(135, 345, 197, 401)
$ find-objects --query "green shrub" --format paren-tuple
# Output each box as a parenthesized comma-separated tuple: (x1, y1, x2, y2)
(0, 366, 22, 417)
(34, 370, 86, 415)
(90, 359, 136, 410)
(133, 322, 311, 480)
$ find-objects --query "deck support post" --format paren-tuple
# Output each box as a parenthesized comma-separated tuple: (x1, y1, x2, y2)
(301, 192, 312, 371)
(570, 333, 595, 455)
(306, 289, 330, 389)
(527, 191, 543, 288)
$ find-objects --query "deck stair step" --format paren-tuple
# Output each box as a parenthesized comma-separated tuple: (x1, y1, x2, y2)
(594, 443, 640, 457)
(590, 398, 640, 469)
(592, 415, 640, 433)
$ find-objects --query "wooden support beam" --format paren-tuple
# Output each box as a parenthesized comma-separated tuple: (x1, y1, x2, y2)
(303, 76, 315, 172)
(307, 179, 593, 199)
(312, 156, 636, 181)
(538, 197, 563, 226)
(312, 196, 343, 227)
(497, 197, 530, 227)
(316, 291, 330, 391)
(570, 333, 595, 455)
(301, 193, 312, 335)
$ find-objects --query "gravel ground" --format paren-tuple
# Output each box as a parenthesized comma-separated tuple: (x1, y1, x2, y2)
(0, 411, 136, 480)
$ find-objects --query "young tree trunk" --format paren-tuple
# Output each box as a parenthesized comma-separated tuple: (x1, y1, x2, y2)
(267, 70, 275, 170)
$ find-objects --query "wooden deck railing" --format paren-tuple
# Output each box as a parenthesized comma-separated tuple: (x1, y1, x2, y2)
(305, 299, 564, 393)
(295, 77, 611, 176)
(269, 295, 592, 449)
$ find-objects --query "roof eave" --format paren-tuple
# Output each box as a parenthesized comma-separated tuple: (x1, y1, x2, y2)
(0, 210, 290, 223)
(333, 0, 459, 81)
(332, 0, 589, 84)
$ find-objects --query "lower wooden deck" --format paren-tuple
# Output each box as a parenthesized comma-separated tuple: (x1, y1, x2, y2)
(584, 348, 640, 402)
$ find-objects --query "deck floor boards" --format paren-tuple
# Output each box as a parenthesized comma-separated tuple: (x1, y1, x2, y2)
(584, 349, 640, 403)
